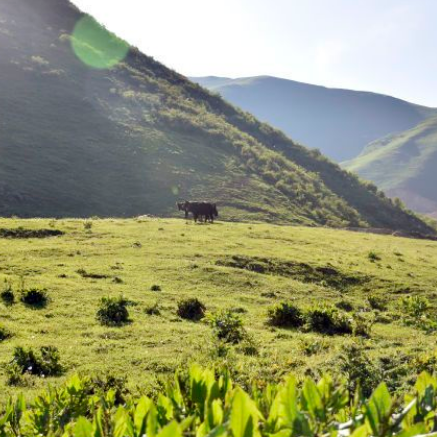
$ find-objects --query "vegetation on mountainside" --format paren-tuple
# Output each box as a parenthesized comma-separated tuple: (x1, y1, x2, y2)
(1, 217, 437, 400)
(344, 116, 437, 218)
(0, 0, 433, 233)
(2, 365, 437, 436)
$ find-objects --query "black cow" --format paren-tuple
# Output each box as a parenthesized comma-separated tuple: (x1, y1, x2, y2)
(177, 201, 218, 223)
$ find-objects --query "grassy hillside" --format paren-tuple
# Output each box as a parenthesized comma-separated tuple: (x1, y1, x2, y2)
(1, 218, 437, 400)
(192, 75, 437, 162)
(0, 0, 433, 234)
(344, 116, 437, 217)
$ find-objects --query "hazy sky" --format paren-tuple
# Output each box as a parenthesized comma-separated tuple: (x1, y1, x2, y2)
(71, 0, 437, 107)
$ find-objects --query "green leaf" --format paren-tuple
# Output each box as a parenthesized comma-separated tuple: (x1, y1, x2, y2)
(113, 407, 134, 437)
(349, 425, 369, 437)
(365, 383, 392, 435)
(396, 423, 427, 437)
(157, 421, 182, 437)
(74, 417, 93, 437)
(302, 378, 325, 421)
(134, 397, 154, 437)
(230, 388, 261, 437)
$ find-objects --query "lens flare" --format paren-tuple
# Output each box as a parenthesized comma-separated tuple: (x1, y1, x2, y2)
(71, 16, 129, 69)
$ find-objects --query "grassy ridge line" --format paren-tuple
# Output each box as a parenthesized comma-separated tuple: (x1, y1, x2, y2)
(1, 365, 437, 436)
(343, 116, 437, 217)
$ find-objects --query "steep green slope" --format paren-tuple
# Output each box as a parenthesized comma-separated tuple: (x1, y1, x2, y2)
(344, 117, 437, 218)
(0, 0, 432, 233)
(192, 75, 437, 162)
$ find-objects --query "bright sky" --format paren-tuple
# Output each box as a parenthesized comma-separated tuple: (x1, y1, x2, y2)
(71, 0, 437, 107)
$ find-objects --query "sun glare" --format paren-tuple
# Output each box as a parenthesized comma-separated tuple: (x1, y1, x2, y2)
(71, 15, 129, 69)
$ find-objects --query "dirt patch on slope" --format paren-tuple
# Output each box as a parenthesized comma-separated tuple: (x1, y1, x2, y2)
(216, 255, 368, 290)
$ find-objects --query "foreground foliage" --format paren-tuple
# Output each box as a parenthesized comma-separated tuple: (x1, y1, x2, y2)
(2, 365, 437, 436)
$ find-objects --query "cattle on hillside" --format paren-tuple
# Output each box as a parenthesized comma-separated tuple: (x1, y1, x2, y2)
(177, 201, 218, 223)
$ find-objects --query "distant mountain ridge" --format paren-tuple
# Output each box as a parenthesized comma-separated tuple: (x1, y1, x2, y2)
(0, 0, 433, 234)
(191, 75, 437, 162)
(344, 116, 437, 218)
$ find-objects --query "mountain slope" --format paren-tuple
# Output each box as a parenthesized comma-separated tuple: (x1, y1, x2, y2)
(344, 116, 437, 218)
(191, 75, 437, 162)
(0, 0, 432, 234)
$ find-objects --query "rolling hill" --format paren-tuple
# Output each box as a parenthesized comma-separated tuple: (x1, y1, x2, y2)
(0, 0, 433, 234)
(344, 116, 437, 218)
(191, 76, 437, 162)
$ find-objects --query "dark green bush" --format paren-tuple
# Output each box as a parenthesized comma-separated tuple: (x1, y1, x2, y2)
(267, 302, 305, 328)
(1, 280, 14, 306)
(7, 346, 64, 384)
(0, 324, 12, 341)
(367, 294, 388, 311)
(150, 285, 161, 292)
(145, 302, 161, 316)
(335, 299, 354, 312)
(96, 297, 131, 326)
(208, 310, 246, 344)
(177, 298, 206, 321)
(306, 306, 353, 335)
(20, 288, 48, 308)
(368, 251, 381, 262)
(340, 344, 381, 397)
(299, 338, 328, 356)
(354, 313, 374, 338)
(237, 334, 259, 356)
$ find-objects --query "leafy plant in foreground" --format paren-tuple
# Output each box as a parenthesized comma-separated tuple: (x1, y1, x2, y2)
(0, 364, 436, 436)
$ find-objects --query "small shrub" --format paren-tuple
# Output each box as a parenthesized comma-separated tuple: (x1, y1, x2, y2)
(20, 288, 48, 308)
(300, 338, 328, 356)
(335, 299, 354, 312)
(208, 310, 246, 344)
(237, 334, 259, 356)
(354, 313, 374, 338)
(340, 344, 381, 397)
(97, 297, 131, 326)
(90, 373, 128, 405)
(7, 346, 64, 384)
(267, 302, 305, 328)
(177, 298, 206, 321)
(83, 221, 93, 231)
(402, 295, 429, 320)
(368, 251, 381, 262)
(0, 324, 12, 341)
(145, 302, 161, 316)
(150, 284, 161, 292)
(367, 294, 388, 311)
(306, 306, 353, 335)
(1, 280, 14, 305)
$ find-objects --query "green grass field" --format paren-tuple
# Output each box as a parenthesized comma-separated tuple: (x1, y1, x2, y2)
(1, 217, 437, 400)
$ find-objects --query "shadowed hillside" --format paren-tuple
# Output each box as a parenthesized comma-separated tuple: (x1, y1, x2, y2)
(192, 75, 437, 162)
(344, 116, 437, 218)
(0, 0, 433, 233)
